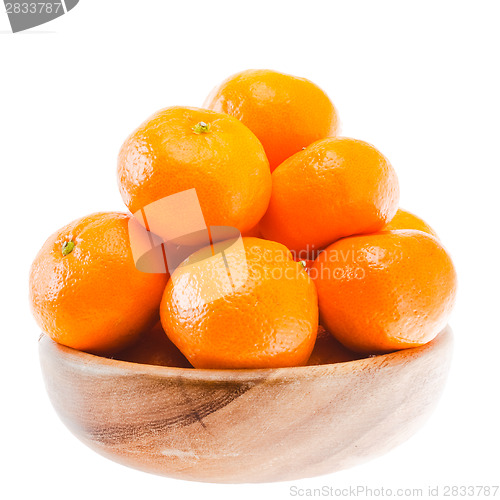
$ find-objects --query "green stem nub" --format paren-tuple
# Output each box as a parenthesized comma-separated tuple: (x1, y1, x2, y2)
(192, 121, 211, 134)
(299, 260, 307, 269)
(62, 241, 75, 256)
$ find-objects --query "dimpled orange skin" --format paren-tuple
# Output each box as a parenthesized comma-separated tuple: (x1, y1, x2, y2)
(307, 326, 365, 365)
(259, 137, 400, 256)
(118, 106, 272, 234)
(204, 69, 340, 172)
(383, 208, 438, 238)
(29, 212, 168, 355)
(160, 237, 318, 369)
(114, 321, 191, 368)
(311, 230, 457, 354)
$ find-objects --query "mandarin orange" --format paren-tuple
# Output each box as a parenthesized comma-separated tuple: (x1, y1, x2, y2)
(30, 212, 168, 354)
(307, 326, 365, 365)
(204, 69, 340, 171)
(311, 230, 457, 353)
(384, 208, 438, 238)
(118, 106, 271, 235)
(160, 237, 318, 369)
(260, 137, 400, 257)
(114, 321, 191, 367)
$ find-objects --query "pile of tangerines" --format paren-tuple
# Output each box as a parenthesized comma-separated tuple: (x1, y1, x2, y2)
(29, 70, 457, 369)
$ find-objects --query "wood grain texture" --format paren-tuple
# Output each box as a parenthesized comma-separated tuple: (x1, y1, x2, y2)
(38, 327, 453, 483)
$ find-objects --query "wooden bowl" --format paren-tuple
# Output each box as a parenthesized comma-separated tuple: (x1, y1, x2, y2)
(38, 327, 453, 483)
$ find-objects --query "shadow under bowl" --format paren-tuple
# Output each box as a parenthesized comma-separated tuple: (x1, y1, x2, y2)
(38, 326, 453, 483)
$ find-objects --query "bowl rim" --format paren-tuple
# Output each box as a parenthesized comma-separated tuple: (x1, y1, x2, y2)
(38, 326, 452, 383)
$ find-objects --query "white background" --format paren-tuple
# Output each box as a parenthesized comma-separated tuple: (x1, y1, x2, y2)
(1, 1, 499, 499)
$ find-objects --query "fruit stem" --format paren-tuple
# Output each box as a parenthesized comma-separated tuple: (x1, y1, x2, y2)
(299, 260, 307, 269)
(62, 241, 75, 256)
(192, 121, 211, 134)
